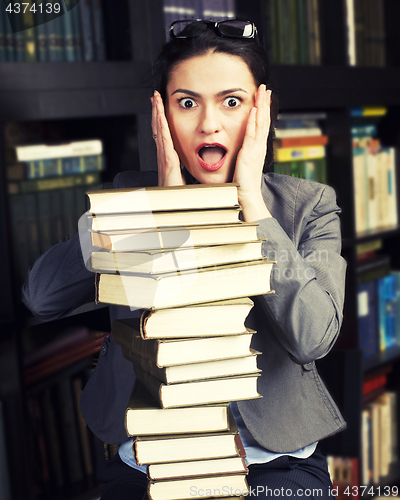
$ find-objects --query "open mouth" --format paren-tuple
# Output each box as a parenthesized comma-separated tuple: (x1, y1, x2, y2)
(196, 144, 227, 171)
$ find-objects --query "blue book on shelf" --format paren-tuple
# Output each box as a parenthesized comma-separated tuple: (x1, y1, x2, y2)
(377, 275, 397, 351)
(392, 271, 400, 347)
(71, 2, 83, 61)
(62, 0, 76, 61)
(4, 10, 16, 62)
(35, 10, 49, 62)
(0, 9, 7, 62)
(79, 0, 95, 61)
(357, 281, 379, 358)
(351, 124, 377, 137)
(91, 0, 106, 61)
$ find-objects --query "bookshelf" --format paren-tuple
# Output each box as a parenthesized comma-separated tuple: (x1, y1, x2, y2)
(0, 0, 399, 498)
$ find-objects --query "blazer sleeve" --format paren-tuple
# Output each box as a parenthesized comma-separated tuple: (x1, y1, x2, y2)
(255, 182, 347, 365)
(21, 232, 95, 321)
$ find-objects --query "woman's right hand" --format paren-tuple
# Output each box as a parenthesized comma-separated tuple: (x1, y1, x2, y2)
(151, 90, 186, 186)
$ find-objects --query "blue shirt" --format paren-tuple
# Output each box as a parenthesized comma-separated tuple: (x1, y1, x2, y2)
(118, 401, 317, 471)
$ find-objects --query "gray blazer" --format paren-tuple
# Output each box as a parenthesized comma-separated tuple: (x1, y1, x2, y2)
(22, 171, 347, 452)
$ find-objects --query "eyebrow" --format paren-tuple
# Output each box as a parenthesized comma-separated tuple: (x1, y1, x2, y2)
(170, 88, 249, 97)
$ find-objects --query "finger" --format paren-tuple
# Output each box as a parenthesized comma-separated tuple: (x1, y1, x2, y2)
(255, 86, 270, 137)
(151, 92, 158, 139)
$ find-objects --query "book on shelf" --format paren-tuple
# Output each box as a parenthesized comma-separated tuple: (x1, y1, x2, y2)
(96, 259, 274, 309)
(88, 240, 263, 274)
(132, 362, 261, 409)
(352, 131, 397, 235)
(274, 144, 325, 162)
(8, 171, 101, 195)
(273, 134, 328, 148)
(274, 157, 327, 184)
(265, 0, 320, 65)
(132, 405, 245, 465)
(24, 330, 108, 386)
(357, 280, 379, 359)
(86, 183, 240, 214)
(7, 154, 105, 180)
(138, 298, 254, 339)
(112, 318, 256, 367)
(89, 222, 260, 252)
(6, 139, 103, 162)
(122, 347, 261, 385)
(346, 0, 386, 67)
(124, 380, 232, 436)
(377, 275, 397, 351)
(147, 456, 248, 481)
(327, 456, 359, 500)
(147, 474, 249, 500)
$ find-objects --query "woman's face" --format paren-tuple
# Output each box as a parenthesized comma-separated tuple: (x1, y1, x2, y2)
(165, 51, 258, 184)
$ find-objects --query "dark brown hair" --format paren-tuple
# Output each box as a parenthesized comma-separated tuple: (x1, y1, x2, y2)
(152, 23, 278, 172)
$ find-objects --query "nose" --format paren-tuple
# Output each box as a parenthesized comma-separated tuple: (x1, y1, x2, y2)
(198, 104, 221, 134)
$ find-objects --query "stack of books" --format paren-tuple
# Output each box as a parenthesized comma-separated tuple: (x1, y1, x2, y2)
(86, 183, 275, 499)
(351, 119, 397, 236)
(273, 112, 328, 184)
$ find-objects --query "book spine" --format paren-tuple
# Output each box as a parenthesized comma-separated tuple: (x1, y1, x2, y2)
(54, 378, 84, 484)
(19, 154, 104, 178)
(23, 8, 37, 61)
(90, 0, 106, 60)
(4, 10, 16, 61)
(112, 324, 160, 363)
(297, 0, 308, 64)
(130, 361, 164, 408)
(0, 10, 6, 62)
(12, 171, 101, 193)
(63, 0, 76, 61)
(79, 0, 95, 61)
(71, 2, 83, 61)
(275, 145, 325, 162)
(122, 348, 168, 384)
(35, 8, 49, 62)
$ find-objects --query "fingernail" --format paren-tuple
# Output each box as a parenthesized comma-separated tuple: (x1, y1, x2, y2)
(150, 97, 153, 104)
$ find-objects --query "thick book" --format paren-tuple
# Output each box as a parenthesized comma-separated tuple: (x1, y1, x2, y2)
(89, 207, 241, 232)
(8, 172, 101, 195)
(273, 135, 328, 148)
(275, 145, 325, 162)
(86, 183, 239, 214)
(147, 475, 249, 500)
(132, 406, 245, 465)
(132, 362, 261, 408)
(124, 380, 231, 436)
(6, 139, 103, 162)
(147, 456, 248, 481)
(88, 240, 263, 274)
(139, 298, 254, 339)
(112, 319, 256, 367)
(122, 348, 261, 384)
(96, 259, 274, 309)
(89, 222, 260, 252)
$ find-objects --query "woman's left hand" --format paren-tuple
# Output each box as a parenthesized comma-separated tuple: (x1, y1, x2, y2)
(232, 85, 272, 221)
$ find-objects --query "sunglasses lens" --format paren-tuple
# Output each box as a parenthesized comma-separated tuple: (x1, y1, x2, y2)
(218, 20, 254, 37)
(171, 20, 208, 37)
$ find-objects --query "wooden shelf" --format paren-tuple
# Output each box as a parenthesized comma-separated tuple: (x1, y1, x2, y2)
(271, 66, 400, 108)
(363, 345, 400, 373)
(0, 62, 152, 120)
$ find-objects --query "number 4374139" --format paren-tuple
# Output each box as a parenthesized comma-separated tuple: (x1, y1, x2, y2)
(5, 3, 62, 14)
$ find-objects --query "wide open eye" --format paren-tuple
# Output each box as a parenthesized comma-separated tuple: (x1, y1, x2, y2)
(223, 96, 242, 108)
(178, 98, 198, 109)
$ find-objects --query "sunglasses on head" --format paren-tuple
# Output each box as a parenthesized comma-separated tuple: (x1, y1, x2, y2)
(169, 19, 258, 40)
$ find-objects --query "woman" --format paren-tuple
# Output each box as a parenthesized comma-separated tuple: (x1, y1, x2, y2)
(23, 20, 347, 499)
